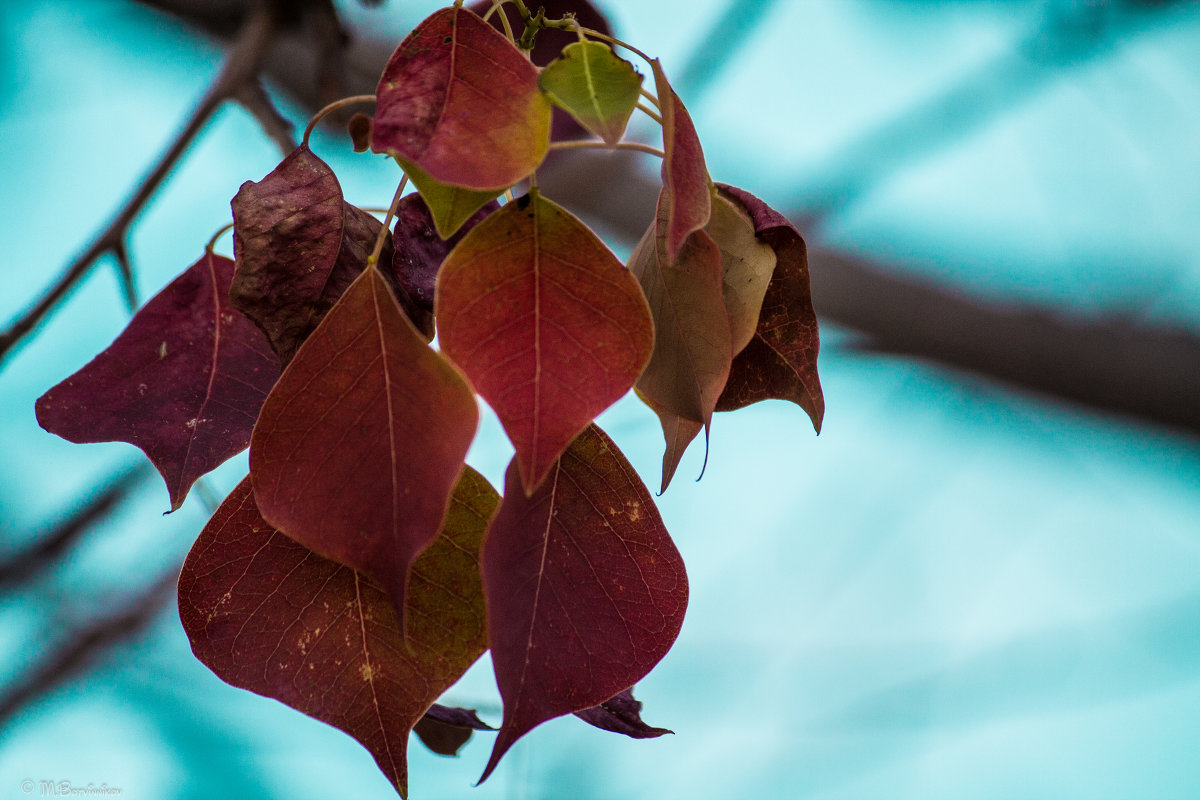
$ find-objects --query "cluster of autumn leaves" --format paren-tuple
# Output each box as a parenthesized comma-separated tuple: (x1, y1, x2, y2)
(35, 3, 821, 797)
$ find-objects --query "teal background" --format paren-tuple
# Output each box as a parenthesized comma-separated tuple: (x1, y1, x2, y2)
(2, 1, 1199, 798)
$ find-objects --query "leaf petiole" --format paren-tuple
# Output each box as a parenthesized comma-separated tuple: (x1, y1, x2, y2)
(302, 94, 377, 149)
(205, 221, 236, 254)
(367, 174, 410, 270)
(636, 102, 663, 126)
(548, 140, 665, 159)
(576, 27, 656, 73)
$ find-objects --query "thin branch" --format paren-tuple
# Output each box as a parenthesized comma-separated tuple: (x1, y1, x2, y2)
(0, 566, 179, 726)
(549, 140, 664, 158)
(234, 78, 296, 155)
(0, 463, 155, 589)
(0, 1, 281, 368)
(111, 239, 139, 312)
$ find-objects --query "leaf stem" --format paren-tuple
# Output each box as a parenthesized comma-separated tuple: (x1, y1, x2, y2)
(367, 174, 409, 270)
(639, 88, 661, 110)
(487, 0, 517, 43)
(636, 102, 663, 126)
(302, 94, 377, 148)
(576, 27, 656, 72)
(549, 140, 665, 159)
(205, 221, 236, 254)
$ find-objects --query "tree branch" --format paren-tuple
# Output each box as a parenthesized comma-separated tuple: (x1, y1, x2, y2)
(0, 566, 179, 726)
(0, 463, 155, 590)
(0, 1, 282, 367)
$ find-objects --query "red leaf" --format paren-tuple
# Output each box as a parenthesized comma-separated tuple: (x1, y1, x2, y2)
(574, 687, 672, 739)
(250, 267, 478, 633)
(713, 185, 824, 432)
(178, 468, 498, 797)
(437, 191, 654, 494)
(230, 145, 401, 364)
(651, 60, 711, 264)
(390, 191, 499, 332)
(467, 0, 614, 142)
(479, 424, 688, 781)
(35, 252, 279, 511)
(371, 7, 551, 192)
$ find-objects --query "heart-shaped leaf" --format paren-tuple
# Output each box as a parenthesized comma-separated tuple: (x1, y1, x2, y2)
(391, 192, 500, 334)
(574, 687, 672, 739)
(539, 41, 642, 146)
(651, 60, 711, 264)
(36, 252, 279, 510)
(713, 185, 824, 432)
(251, 267, 478, 634)
(178, 468, 497, 798)
(230, 145, 400, 363)
(479, 424, 688, 781)
(437, 191, 654, 494)
(372, 6, 551, 192)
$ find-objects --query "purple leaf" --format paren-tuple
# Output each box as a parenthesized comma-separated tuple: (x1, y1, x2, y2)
(230, 145, 406, 362)
(36, 252, 279, 510)
(390, 192, 500, 330)
(413, 705, 495, 757)
(574, 687, 672, 739)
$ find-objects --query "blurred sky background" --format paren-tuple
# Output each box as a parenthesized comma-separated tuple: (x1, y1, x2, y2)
(2, 0, 1200, 798)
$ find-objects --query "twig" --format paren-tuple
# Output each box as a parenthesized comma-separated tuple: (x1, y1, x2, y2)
(0, 1, 281, 368)
(234, 79, 296, 156)
(0, 566, 180, 726)
(0, 463, 155, 590)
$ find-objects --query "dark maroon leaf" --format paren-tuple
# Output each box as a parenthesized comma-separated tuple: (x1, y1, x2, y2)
(713, 185, 824, 432)
(479, 424, 688, 781)
(390, 192, 500, 330)
(348, 112, 373, 152)
(413, 705, 494, 757)
(179, 469, 497, 797)
(36, 252, 279, 511)
(574, 687, 672, 739)
(230, 145, 405, 363)
(423, 704, 494, 730)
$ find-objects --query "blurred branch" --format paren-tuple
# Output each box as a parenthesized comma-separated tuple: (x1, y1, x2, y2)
(534, 150, 1200, 435)
(0, 566, 179, 727)
(793, 0, 1189, 228)
(0, 463, 155, 590)
(0, 1, 286, 367)
(810, 250, 1200, 432)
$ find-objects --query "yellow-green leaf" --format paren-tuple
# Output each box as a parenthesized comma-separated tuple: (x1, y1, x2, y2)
(399, 158, 501, 240)
(538, 41, 642, 146)
(709, 189, 776, 357)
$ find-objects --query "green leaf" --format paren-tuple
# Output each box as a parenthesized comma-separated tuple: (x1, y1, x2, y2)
(538, 41, 642, 146)
(398, 158, 501, 239)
